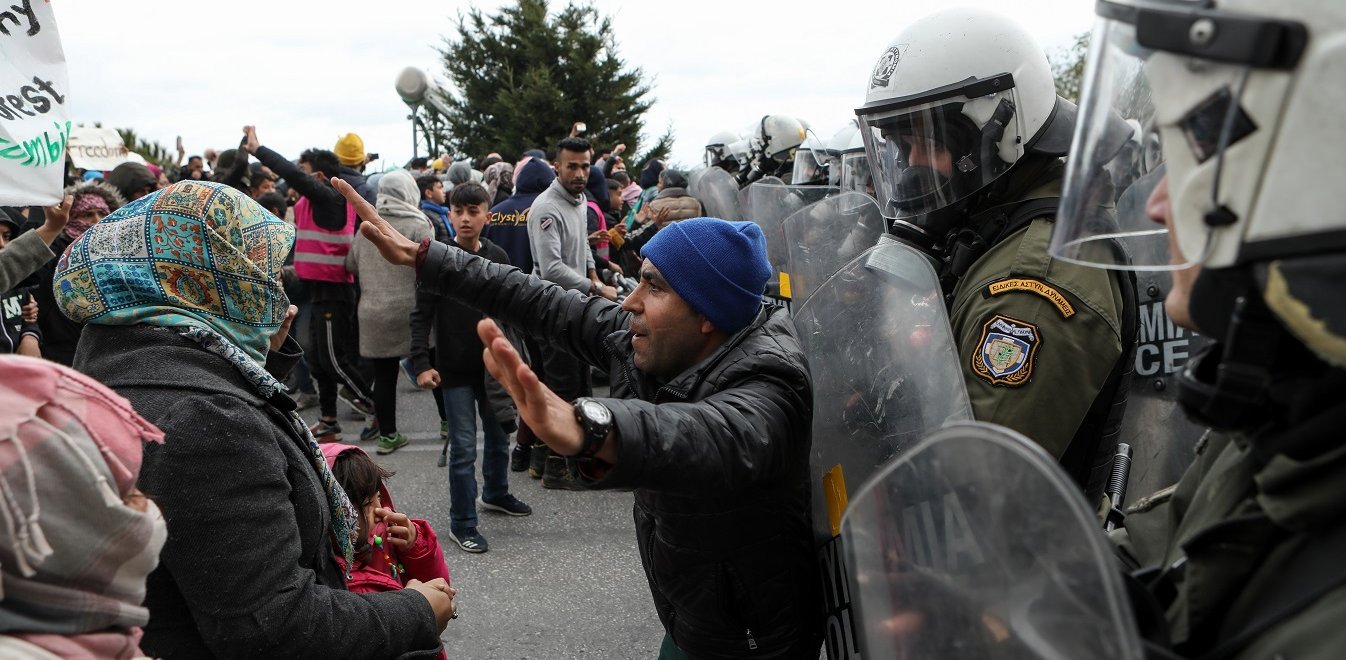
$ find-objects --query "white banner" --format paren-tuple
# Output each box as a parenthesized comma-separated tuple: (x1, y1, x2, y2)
(0, 0, 69, 206)
(67, 126, 132, 171)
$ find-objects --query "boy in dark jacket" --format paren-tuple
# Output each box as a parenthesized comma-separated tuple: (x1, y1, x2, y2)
(482, 157, 556, 275)
(409, 183, 532, 554)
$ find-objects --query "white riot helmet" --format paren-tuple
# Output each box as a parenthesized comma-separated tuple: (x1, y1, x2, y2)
(855, 8, 1074, 242)
(1054, 0, 1345, 369)
(826, 122, 859, 186)
(704, 131, 739, 169)
(751, 115, 807, 164)
(840, 127, 874, 197)
(792, 131, 831, 185)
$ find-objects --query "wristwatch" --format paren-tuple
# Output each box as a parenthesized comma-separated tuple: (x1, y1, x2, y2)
(572, 397, 613, 458)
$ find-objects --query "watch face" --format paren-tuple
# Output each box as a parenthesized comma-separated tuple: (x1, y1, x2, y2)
(580, 399, 611, 425)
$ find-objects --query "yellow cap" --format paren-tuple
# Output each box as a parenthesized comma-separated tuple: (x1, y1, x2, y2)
(333, 133, 365, 166)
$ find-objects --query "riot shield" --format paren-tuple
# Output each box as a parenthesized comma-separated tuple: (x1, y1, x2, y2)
(782, 192, 884, 306)
(840, 421, 1143, 660)
(793, 240, 972, 659)
(745, 181, 834, 303)
(1113, 170, 1212, 498)
(687, 166, 743, 221)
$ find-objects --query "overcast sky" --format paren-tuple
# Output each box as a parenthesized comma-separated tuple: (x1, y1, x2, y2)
(52, 0, 1096, 171)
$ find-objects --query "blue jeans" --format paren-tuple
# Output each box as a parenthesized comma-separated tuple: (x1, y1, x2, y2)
(444, 383, 510, 531)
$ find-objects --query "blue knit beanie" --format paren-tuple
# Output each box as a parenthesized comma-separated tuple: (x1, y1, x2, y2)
(640, 217, 770, 334)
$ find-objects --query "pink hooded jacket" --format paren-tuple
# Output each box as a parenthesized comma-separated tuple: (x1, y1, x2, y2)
(319, 444, 451, 594)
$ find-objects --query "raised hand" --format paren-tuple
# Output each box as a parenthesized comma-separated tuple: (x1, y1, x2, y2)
(35, 195, 73, 246)
(332, 178, 419, 266)
(478, 318, 583, 456)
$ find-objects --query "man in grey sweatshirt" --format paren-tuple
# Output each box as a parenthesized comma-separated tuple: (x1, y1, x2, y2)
(524, 137, 617, 487)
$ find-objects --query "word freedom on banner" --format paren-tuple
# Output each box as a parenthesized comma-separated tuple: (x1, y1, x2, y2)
(0, 0, 70, 205)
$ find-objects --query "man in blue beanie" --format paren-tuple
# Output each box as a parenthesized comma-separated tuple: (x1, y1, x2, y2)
(340, 174, 824, 660)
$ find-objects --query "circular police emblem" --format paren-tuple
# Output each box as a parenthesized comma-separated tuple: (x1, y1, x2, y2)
(870, 45, 907, 89)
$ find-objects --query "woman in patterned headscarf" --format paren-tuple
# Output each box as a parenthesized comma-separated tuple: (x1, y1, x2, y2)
(55, 181, 453, 658)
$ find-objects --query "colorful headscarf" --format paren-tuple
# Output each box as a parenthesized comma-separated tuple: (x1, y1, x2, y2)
(50, 181, 359, 571)
(52, 180, 293, 363)
(64, 192, 112, 241)
(0, 355, 166, 659)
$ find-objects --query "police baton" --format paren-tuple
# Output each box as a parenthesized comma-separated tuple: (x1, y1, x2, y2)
(1103, 443, 1132, 532)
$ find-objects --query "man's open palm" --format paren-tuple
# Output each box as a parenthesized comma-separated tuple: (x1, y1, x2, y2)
(478, 319, 583, 456)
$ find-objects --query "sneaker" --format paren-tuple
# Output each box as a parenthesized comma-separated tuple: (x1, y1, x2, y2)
(376, 432, 409, 455)
(479, 494, 533, 517)
(338, 385, 375, 416)
(542, 454, 585, 491)
(294, 391, 319, 410)
(510, 443, 531, 473)
(447, 527, 489, 554)
(310, 419, 342, 443)
(359, 417, 381, 443)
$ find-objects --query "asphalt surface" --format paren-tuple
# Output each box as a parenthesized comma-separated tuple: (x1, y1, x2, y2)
(302, 376, 663, 659)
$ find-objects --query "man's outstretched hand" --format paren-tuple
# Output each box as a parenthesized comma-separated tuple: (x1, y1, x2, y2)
(332, 178, 419, 267)
(478, 319, 585, 457)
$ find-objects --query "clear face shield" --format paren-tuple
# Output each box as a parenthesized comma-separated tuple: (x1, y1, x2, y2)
(792, 148, 827, 184)
(704, 145, 726, 168)
(1052, 2, 1261, 270)
(841, 152, 874, 197)
(857, 79, 1024, 238)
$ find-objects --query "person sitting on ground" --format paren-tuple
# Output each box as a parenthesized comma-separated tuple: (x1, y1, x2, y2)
(0, 355, 167, 660)
(338, 173, 824, 659)
(346, 170, 435, 454)
(409, 182, 532, 553)
(321, 443, 455, 641)
(59, 180, 454, 659)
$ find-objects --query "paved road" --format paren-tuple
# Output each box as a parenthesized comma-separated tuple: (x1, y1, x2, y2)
(303, 377, 663, 659)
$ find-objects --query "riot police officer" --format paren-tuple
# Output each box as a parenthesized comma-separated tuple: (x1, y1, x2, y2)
(1055, 0, 1346, 656)
(855, 7, 1137, 497)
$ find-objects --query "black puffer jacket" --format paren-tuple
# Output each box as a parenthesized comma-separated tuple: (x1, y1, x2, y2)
(419, 240, 823, 659)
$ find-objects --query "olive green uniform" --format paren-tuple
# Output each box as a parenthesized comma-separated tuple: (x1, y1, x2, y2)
(946, 176, 1126, 459)
(1112, 421, 1346, 658)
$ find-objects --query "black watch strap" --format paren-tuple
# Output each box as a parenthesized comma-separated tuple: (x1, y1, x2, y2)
(573, 397, 612, 459)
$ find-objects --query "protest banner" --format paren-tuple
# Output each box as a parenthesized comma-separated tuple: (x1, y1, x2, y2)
(0, 0, 70, 205)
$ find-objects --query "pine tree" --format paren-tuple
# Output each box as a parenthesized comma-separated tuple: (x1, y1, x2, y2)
(435, 0, 671, 165)
(1048, 32, 1090, 103)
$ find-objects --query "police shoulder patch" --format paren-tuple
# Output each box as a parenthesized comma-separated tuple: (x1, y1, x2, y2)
(971, 314, 1041, 388)
(984, 277, 1075, 318)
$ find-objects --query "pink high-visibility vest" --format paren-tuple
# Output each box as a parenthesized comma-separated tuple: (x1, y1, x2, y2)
(293, 196, 357, 283)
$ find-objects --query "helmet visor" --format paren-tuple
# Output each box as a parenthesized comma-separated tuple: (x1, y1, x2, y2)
(841, 152, 874, 198)
(857, 85, 1023, 234)
(1052, 12, 1246, 271)
(792, 149, 827, 184)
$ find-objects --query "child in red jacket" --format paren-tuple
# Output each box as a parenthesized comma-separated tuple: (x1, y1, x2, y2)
(321, 443, 454, 601)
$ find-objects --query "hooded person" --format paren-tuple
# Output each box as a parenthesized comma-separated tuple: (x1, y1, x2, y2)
(446, 160, 473, 188)
(483, 161, 514, 208)
(54, 180, 453, 658)
(106, 162, 157, 202)
(483, 157, 556, 275)
(0, 355, 167, 660)
(210, 147, 252, 195)
(30, 181, 125, 366)
(636, 159, 665, 208)
(345, 170, 435, 453)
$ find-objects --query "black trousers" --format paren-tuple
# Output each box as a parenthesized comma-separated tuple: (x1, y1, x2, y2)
(309, 300, 373, 418)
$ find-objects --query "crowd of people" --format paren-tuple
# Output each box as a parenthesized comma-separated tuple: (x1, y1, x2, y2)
(2, 1, 1345, 659)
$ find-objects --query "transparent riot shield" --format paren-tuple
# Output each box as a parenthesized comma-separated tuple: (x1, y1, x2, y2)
(793, 240, 972, 659)
(840, 421, 1143, 660)
(783, 193, 884, 306)
(1113, 169, 1212, 498)
(687, 166, 743, 221)
(745, 181, 834, 304)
